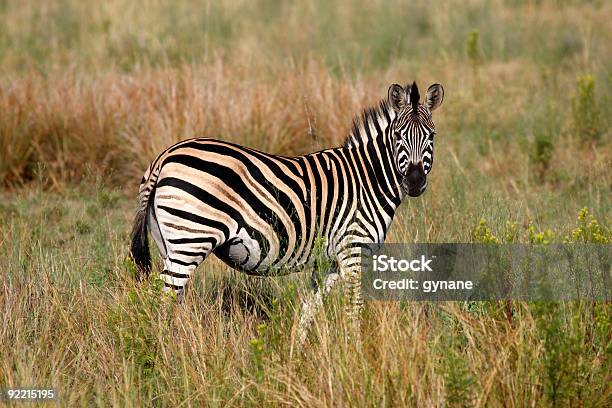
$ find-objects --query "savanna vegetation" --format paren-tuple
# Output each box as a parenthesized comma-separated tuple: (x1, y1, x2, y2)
(0, 0, 610, 406)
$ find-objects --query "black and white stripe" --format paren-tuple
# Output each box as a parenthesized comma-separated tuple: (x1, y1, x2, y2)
(130, 81, 444, 343)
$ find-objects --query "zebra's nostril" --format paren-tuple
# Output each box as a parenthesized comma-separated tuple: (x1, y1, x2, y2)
(406, 163, 425, 183)
(405, 162, 426, 196)
(407, 173, 424, 186)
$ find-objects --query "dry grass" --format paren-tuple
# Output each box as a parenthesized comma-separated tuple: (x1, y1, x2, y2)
(0, 63, 375, 187)
(0, 0, 611, 406)
(2, 224, 608, 406)
(1, 57, 609, 193)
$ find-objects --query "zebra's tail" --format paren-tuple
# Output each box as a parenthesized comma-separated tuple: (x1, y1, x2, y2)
(130, 169, 158, 280)
(130, 203, 151, 280)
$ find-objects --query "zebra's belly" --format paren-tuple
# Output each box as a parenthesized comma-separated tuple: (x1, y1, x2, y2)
(212, 227, 306, 276)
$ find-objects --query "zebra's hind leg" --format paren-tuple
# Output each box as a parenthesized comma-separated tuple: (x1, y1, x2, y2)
(295, 272, 341, 353)
(160, 241, 213, 301)
(147, 207, 215, 301)
(159, 258, 200, 301)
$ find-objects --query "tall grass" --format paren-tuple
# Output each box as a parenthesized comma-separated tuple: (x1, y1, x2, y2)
(1, 187, 610, 406)
(1, 59, 610, 190)
(0, 0, 611, 406)
(0, 63, 375, 186)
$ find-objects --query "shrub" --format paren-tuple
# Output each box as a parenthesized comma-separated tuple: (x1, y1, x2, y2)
(472, 219, 501, 244)
(443, 349, 475, 407)
(565, 207, 611, 243)
(572, 75, 603, 143)
(473, 210, 610, 406)
(529, 132, 554, 182)
(466, 30, 481, 68)
(108, 270, 176, 380)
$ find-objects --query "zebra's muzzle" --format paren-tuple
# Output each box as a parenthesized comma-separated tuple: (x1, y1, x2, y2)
(403, 162, 427, 197)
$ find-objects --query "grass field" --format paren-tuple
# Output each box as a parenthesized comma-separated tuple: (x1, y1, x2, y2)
(0, 0, 611, 406)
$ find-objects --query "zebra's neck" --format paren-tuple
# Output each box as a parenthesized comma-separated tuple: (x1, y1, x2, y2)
(336, 100, 404, 228)
(344, 99, 396, 149)
(343, 98, 403, 201)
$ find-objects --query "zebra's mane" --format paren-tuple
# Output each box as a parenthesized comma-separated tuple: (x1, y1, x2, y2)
(343, 99, 394, 148)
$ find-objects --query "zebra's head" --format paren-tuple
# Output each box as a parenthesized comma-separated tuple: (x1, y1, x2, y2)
(388, 81, 444, 197)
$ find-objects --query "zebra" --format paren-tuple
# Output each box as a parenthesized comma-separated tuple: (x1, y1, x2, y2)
(130, 81, 444, 346)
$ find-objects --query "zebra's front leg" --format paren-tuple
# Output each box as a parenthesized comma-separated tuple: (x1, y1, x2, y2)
(295, 272, 340, 352)
(338, 247, 367, 342)
(343, 267, 364, 335)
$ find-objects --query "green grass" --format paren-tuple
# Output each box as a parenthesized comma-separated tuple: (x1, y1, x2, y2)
(0, 0, 609, 74)
(0, 0, 611, 406)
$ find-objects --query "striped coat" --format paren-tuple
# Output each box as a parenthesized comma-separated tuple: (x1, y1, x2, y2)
(130, 81, 444, 345)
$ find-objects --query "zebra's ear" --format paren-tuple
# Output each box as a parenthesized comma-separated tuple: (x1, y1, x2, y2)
(388, 83, 408, 112)
(424, 83, 444, 112)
